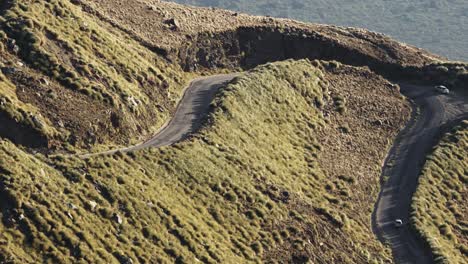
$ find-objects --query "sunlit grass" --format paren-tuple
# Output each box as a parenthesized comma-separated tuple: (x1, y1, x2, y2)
(411, 120, 468, 263)
(0, 60, 391, 263)
(0, 0, 191, 148)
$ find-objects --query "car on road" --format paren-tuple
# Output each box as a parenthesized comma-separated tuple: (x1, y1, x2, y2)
(394, 219, 403, 227)
(434, 85, 450, 94)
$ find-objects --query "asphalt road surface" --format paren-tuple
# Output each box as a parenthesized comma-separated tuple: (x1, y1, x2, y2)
(372, 84, 468, 264)
(81, 73, 239, 157)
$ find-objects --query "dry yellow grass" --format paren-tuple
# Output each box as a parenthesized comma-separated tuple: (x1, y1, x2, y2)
(0, 0, 191, 150)
(411, 121, 468, 263)
(0, 60, 408, 262)
(1, 0, 464, 263)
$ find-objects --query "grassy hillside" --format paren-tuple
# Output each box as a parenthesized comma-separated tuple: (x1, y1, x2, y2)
(171, 0, 468, 61)
(0, 0, 445, 152)
(411, 120, 468, 263)
(1, 0, 466, 263)
(0, 60, 409, 263)
(0, 0, 190, 150)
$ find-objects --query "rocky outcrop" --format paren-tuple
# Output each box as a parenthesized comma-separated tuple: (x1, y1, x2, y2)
(178, 27, 412, 78)
(177, 26, 467, 89)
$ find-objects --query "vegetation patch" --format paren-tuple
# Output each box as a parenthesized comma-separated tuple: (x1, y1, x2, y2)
(0, 60, 406, 263)
(411, 120, 468, 263)
(0, 0, 452, 263)
(0, 0, 190, 150)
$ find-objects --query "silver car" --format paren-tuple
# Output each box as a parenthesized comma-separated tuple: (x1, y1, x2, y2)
(394, 219, 403, 227)
(435, 85, 450, 94)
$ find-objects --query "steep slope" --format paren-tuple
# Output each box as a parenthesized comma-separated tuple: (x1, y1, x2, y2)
(0, 0, 467, 263)
(1, 0, 467, 152)
(0, 60, 409, 263)
(0, 0, 190, 150)
(411, 121, 468, 263)
(171, 0, 468, 61)
(78, 0, 439, 68)
(76, 0, 468, 90)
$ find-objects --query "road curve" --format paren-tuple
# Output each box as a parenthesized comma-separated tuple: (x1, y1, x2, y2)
(372, 84, 468, 264)
(80, 71, 468, 264)
(81, 73, 239, 158)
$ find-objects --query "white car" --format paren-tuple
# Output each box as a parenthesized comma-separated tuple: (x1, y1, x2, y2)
(434, 85, 450, 94)
(394, 219, 403, 227)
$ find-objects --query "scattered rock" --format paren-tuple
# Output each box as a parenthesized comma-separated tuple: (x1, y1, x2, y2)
(147, 5, 157, 11)
(7, 39, 19, 54)
(39, 77, 50, 86)
(127, 96, 140, 109)
(373, 119, 384, 126)
(44, 89, 57, 100)
(263, 17, 274, 23)
(79, 22, 89, 31)
(114, 213, 123, 225)
(86, 130, 97, 144)
(31, 115, 45, 129)
(67, 212, 74, 220)
(156, 105, 165, 112)
(164, 18, 180, 30)
(88, 200, 98, 211)
(68, 203, 78, 210)
(12, 45, 19, 54)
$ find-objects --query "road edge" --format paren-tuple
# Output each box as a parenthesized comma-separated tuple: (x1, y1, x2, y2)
(77, 73, 239, 158)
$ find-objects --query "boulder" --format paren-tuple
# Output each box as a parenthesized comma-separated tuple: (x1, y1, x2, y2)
(164, 18, 180, 30)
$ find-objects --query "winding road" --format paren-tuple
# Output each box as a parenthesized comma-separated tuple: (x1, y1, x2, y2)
(373, 84, 468, 264)
(81, 73, 239, 157)
(83, 72, 468, 264)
